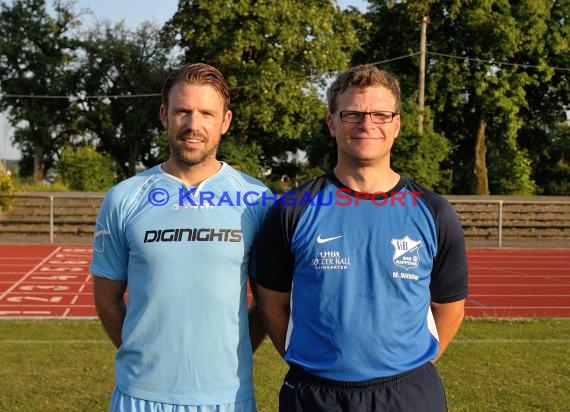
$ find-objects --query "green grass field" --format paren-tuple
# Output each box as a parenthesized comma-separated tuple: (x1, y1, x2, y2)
(0, 318, 568, 411)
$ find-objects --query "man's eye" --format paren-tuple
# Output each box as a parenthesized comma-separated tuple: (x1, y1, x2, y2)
(372, 113, 390, 121)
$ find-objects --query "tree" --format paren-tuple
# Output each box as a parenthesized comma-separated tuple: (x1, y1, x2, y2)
(163, 0, 367, 178)
(55, 145, 115, 191)
(523, 121, 570, 195)
(392, 98, 451, 192)
(516, 0, 570, 194)
(360, 0, 568, 195)
(217, 137, 264, 178)
(0, 0, 84, 181)
(75, 21, 172, 178)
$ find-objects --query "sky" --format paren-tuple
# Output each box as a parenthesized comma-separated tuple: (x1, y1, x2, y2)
(71, 0, 368, 27)
(0, 0, 369, 161)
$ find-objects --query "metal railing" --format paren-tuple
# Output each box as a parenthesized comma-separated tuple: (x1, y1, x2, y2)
(448, 198, 570, 247)
(1, 193, 569, 246)
(0, 193, 103, 244)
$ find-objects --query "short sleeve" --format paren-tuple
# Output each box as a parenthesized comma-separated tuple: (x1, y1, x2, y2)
(255, 203, 295, 292)
(429, 199, 469, 303)
(89, 189, 129, 281)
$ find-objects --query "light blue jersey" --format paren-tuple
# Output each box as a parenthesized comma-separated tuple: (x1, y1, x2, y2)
(90, 163, 269, 406)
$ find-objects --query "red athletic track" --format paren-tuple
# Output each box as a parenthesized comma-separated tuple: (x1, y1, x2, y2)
(466, 248, 570, 317)
(0, 244, 568, 319)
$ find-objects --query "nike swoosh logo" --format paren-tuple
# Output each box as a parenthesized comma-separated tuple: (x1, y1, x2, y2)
(316, 235, 343, 244)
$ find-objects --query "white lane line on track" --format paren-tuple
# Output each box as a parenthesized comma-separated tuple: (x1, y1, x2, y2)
(0, 247, 62, 301)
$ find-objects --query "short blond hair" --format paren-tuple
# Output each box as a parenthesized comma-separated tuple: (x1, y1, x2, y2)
(327, 65, 401, 113)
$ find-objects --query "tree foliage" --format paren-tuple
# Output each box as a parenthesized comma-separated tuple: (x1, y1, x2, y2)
(75, 21, 171, 178)
(0, 0, 567, 195)
(393, 98, 451, 192)
(55, 145, 115, 191)
(0, 0, 83, 181)
(0, 0, 173, 181)
(164, 0, 367, 177)
(217, 136, 265, 178)
(359, 0, 569, 195)
(0, 169, 15, 210)
(524, 122, 570, 195)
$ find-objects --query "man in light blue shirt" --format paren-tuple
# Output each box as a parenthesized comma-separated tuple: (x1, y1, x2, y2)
(91, 63, 269, 412)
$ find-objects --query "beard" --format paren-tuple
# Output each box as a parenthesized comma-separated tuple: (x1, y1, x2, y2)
(170, 128, 219, 167)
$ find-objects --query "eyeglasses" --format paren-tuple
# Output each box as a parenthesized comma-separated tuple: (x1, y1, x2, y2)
(337, 110, 399, 124)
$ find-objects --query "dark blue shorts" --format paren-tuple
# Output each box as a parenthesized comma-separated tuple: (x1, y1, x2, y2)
(278, 362, 447, 412)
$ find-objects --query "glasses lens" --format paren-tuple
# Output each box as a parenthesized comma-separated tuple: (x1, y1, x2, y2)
(340, 111, 394, 124)
(340, 111, 362, 123)
(371, 112, 393, 123)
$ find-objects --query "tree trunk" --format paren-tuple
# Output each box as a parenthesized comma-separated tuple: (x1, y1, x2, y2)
(33, 145, 45, 182)
(473, 115, 489, 195)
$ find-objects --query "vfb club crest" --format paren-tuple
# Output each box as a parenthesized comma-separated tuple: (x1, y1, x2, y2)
(391, 236, 422, 270)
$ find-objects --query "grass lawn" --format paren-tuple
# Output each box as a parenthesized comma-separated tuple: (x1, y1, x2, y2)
(0, 318, 568, 411)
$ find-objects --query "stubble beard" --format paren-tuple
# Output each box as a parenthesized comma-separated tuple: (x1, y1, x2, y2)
(336, 141, 393, 169)
(170, 129, 219, 167)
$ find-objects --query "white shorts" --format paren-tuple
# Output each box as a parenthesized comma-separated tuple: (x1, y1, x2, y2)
(109, 386, 257, 412)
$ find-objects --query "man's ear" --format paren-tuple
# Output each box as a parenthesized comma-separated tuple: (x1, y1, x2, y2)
(221, 110, 232, 135)
(159, 105, 168, 129)
(393, 115, 401, 139)
(326, 113, 337, 138)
